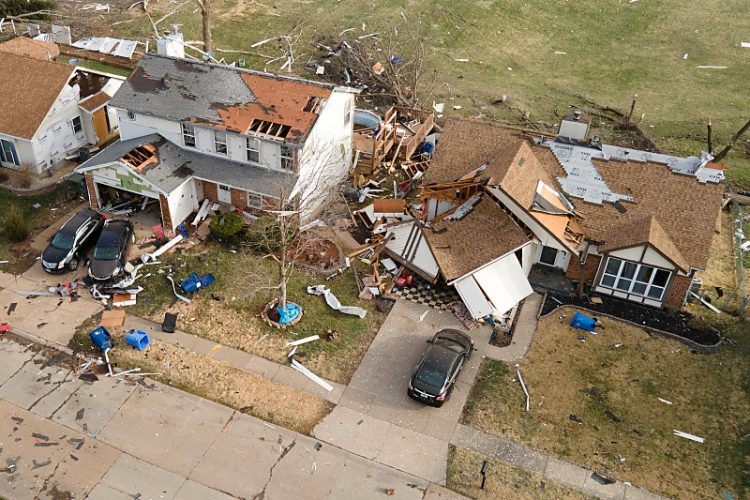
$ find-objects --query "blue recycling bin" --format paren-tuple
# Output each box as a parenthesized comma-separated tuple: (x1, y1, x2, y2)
(570, 311, 597, 332)
(125, 330, 150, 351)
(89, 326, 113, 351)
(180, 273, 216, 293)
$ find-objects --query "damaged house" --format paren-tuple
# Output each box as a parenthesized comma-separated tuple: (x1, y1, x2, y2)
(0, 40, 124, 173)
(76, 53, 357, 230)
(387, 117, 725, 320)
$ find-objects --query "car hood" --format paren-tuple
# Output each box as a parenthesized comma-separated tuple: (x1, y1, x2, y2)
(89, 259, 119, 280)
(42, 245, 69, 264)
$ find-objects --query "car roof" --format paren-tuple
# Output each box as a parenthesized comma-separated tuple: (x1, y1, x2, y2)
(422, 343, 461, 372)
(103, 219, 130, 231)
(61, 209, 99, 234)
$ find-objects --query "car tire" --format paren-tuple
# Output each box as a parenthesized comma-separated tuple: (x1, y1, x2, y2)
(68, 257, 79, 271)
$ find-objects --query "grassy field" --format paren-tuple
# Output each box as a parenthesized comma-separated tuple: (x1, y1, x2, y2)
(105, 0, 750, 189)
(68, 321, 333, 434)
(447, 446, 591, 500)
(113, 243, 384, 384)
(0, 185, 79, 274)
(462, 306, 750, 498)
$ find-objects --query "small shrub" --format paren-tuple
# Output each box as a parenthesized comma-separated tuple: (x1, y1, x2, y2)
(245, 216, 282, 253)
(3, 204, 29, 242)
(19, 164, 33, 189)
(209, 212, 244, 243)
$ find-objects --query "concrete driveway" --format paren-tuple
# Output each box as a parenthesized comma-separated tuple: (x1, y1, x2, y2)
(314, 300, 492, 484)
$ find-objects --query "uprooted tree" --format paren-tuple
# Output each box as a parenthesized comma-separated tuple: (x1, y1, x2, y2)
(314, 28, 438, 108)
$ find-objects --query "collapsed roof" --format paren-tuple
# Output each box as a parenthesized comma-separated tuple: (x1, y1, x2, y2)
(110, 54, 335, 143)
(424, 118, 725, 272)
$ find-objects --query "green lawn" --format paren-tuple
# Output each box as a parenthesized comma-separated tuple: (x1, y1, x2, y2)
(107, 243, 384, 383)
(0, 185, 78, 274)
(107, 0, 750, 189)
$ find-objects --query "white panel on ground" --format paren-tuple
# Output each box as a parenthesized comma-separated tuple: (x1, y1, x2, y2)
(454, 276, 493, 319)
(385, 222, 439, 280)
(473, 254, 534, 316)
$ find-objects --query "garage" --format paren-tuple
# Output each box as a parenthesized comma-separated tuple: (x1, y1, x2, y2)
(453, 252, 534, 319)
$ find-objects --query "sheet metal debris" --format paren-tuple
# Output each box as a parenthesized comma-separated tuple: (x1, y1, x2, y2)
(307, 285, 367, 318)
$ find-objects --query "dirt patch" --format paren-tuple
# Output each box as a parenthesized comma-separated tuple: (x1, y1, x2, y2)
(288, 235, 343, 273)
(111, 339, 333, 434)
(463, 308, 750, 498)
(447, 446, 591, 499)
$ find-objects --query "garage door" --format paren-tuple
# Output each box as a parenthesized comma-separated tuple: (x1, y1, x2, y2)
(453, 253, 533, 319)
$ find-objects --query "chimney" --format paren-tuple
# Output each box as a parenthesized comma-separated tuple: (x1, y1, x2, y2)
(558, 109, 590, 141)
(156, 25, 185, 59)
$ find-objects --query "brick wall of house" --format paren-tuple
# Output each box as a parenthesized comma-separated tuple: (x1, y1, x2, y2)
(159, 194, 174, 232)
(84, 174, 98, 209)
(565, 254, 602, 284)
(202, 181, 218, 203)
(663, 272, 694, 309)
(230, 188, 247, 211)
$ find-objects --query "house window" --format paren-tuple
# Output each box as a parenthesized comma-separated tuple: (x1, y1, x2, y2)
(181, 123, 196, 148)
(0, 139, 19, 166)
(539, 246, 558, 266)
(214, 130, 227, 155)
(600, 257, 671, 301)
(246, 137, 260, 163)
(247, 192, 263, 209)
(71, 116, 82, 134)
(280, 144, 294, 170)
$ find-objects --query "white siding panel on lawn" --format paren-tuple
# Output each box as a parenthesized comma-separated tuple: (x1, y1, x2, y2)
(642, 246, 676, 270)
(454, 276, 493, 319)
(473, 254, 534, 316)
(609, 246, 644, 262)
(167, 178, 200, 228)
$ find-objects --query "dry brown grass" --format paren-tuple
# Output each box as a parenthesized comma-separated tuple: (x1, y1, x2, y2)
(696, 211, 737, 299)
(111, 339, 333, 435)
(447, 446, 591, 499)
(463, 307, 750, 498)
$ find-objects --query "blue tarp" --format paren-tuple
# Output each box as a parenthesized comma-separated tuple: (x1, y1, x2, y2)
(277, 302, 302, 325)
(570, 311, 598, 332)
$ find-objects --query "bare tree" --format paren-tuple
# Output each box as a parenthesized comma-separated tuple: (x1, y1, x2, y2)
(194, 0, 212, 54)
(713, 117, 750, 162)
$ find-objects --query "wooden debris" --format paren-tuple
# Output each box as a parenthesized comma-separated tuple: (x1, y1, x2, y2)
(673, 430, 705, 443)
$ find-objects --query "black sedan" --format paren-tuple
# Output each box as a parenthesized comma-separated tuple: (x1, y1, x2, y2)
(41, 209, 104, 273)
(408, 329, 474, 407)
(88, 219, 134, 281)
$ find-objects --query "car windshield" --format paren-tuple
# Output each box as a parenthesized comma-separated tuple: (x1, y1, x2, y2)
(415, 365, 446, 389)
(51, 232, 74, 251)
(94, 245, 119, 261)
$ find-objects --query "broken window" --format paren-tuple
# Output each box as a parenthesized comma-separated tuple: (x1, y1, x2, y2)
(539, 246, 558, 266)
(71, 116, 82, 134)
(247, 192, 263, 209)
(280, 144, 294, 171)
(214, 130, 227, 155)
(600, 257, 671, 301)
(181, 123, 196, 148)
(0, 139, 19, 166)
(246, 137, 260, 163)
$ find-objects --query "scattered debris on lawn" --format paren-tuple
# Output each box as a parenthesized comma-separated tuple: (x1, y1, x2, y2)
(673, 430, 705, 443)
(658, 397, 673, 405)
(286, 335, 320, 347)
(307, 285, 367, 318)
(516, 367, 530, 412)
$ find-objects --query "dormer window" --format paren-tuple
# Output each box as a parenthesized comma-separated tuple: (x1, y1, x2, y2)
(181, 123, 196, 148)
(214, 130, 227, 155)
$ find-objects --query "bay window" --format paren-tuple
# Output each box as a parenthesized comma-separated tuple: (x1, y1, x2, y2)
(600, 257, 671, 301)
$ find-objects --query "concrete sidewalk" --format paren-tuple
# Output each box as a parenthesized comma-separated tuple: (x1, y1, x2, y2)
(122, 314, 346, 404)
(451, 424, 663, 500)
(0, 335, 436, 500)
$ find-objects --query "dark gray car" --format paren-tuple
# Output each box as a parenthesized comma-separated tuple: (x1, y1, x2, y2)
(41, 209, 104, 273)
(88, 219, 134, 281)
(408, 329, 473, 407)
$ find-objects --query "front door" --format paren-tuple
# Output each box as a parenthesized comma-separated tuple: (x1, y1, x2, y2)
(217, 184, 232, 204)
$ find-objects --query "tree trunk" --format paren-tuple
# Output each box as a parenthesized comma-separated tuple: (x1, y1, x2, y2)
(713, 118, 750, 162)
(278, 216, 287, 310)
(200, 3, 212, 55)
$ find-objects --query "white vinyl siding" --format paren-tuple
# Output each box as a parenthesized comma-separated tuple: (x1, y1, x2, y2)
(600, 257, 670, 301)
